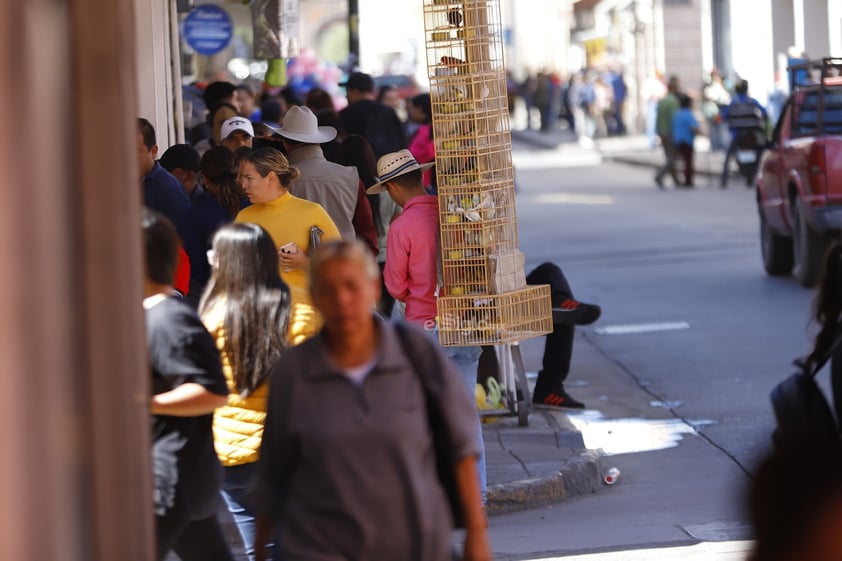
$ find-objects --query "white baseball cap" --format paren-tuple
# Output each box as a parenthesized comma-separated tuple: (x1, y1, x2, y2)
(221, 117, 255, 140)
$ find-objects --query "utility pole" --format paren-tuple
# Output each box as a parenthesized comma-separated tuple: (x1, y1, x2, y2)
(348, 0, 360, 70)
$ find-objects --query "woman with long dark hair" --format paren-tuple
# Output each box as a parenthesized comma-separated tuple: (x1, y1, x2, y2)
(202, 146, 246, 219)
(200, 222, 291, 561)
(800, 242, 842, 415)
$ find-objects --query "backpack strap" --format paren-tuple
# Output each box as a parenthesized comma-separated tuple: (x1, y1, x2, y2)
(808, 334, 842, 377)
(393, 322, 465, 528)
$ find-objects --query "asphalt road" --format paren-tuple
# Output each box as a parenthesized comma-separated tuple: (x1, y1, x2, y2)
(491, 143, 819, 560)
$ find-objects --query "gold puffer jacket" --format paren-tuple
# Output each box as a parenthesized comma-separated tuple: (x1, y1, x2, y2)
(205, 295, 321, 467)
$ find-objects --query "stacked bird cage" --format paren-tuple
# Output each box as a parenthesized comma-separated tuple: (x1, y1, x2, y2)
(423, 0, 552, 346)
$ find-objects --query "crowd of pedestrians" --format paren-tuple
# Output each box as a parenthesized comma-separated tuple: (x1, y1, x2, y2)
(507, 68, 629, 139)
(648, 69, 769, 190)
(143, 71, 489, 561)
(141, 70, 604, 560)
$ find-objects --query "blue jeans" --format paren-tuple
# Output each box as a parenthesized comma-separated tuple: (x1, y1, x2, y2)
(442, 344, 487, 499)
(221, 462, 275, 561)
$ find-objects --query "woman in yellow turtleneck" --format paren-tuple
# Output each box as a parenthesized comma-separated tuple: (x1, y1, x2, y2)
(236, 147, 340, 343)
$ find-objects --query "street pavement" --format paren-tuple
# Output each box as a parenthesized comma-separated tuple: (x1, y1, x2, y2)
(510, 126, 731, 187)
(209, 127, 759, 560)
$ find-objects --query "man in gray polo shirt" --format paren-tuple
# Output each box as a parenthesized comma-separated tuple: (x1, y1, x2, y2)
(270, 106, 377, 253)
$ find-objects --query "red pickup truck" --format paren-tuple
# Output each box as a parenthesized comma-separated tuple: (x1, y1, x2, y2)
(757, 57, 842, 287)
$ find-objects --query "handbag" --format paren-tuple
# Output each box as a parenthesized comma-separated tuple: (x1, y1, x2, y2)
(770, 336, 842, 451)
(394, 322, 466, 529)
(308, 225, 324, 254)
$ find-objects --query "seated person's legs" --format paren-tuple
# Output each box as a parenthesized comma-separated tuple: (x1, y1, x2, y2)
(526, 263, 600, 409)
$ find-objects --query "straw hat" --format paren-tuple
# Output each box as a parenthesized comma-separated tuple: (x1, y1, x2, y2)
(367, 150, 435, 194)
(268, 106, 337, 144)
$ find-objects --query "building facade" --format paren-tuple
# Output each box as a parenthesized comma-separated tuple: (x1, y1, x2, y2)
(571, 0, 842, 134)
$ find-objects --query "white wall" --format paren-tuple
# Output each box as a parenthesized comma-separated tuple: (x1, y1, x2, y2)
(830, 0, 842, 56)
(802, 0, 830, 60)
(356, 0, 575, 85)
(504, 0, 574, 77)
(134, 0, 177, 148)
(358, 0, 427, 84)
(729, 0, 775, 105)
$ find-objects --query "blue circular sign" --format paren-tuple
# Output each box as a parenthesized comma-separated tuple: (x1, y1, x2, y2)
(183, 5, 233, 56)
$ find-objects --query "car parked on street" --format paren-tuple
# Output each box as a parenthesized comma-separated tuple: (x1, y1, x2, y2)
(757, 57, 842, 287)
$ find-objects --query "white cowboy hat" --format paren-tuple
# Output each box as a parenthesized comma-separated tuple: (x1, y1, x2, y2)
(367, 149, 435, 194)
(268, 105, 337, 144)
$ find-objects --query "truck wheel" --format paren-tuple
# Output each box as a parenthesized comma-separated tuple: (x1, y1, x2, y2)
(759, 205, 793, 275)
(792, 197, 828, 288)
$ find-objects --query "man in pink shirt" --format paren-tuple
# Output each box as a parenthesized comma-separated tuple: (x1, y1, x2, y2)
(368, 151, 438, 325)
(368, 149, 486, 497)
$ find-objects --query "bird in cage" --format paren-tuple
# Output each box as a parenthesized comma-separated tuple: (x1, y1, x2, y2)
(447, 9, 463, 27)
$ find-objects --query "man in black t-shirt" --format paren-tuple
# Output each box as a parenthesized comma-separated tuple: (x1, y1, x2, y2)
(338, 72, 407, 159)
(142, 209, 233, 561)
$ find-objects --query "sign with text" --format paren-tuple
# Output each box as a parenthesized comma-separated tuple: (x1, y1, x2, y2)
(183, 5, 233, 56)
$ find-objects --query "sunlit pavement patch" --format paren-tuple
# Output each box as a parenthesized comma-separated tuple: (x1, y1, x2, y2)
(528, 539, 753, 561)
(512, 150, 603, 170)
(565, 410, 716, 455)
(649, 400, 686, 409)
(594, 321, 691, 335)
(525, 193, 615, 205)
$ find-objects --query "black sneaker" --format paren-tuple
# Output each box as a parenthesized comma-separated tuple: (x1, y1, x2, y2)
(552, 299, 601, 326)
(533, 390, 585, 410)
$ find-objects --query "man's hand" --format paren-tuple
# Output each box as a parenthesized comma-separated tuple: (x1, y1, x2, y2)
(462, 527, 491, 561)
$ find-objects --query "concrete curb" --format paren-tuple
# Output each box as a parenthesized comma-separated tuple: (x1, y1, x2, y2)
(510, 129, 571, 150)
(605, 154, 723, 179)
(486, 449, 603, 516)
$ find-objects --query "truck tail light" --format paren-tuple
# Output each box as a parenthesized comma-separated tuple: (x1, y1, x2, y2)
(809, 144, 826, 176)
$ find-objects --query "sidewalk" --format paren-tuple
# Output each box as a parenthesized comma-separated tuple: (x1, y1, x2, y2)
(208, 333, 608, 560)
(511, 127, 730, 186)
(209, 400, 603, 560)
(484, 409, 602, 515)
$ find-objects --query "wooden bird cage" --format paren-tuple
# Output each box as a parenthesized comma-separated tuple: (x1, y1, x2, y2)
(423, 0, 552, 346)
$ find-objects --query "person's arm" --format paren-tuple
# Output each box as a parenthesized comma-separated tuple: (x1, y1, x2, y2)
(455, 455, 491, 561)
(383, 224, 410, 302)
(279, 205, 342, 270)
(253, 515, 278, 561)
(150, 302, 228, 415)
(754, 98, 769, 120)
(151, 382, 228, 416)
(352, 179, 380, 257)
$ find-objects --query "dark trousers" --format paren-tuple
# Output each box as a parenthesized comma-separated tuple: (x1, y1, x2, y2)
(156, 514, 234, 561)
(378, 261, 395, 317)
(677, 142, 694, 186)
(655, 135, 681, 185)
(720, 136, 738, 186)
(526, 263, 575, 397)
